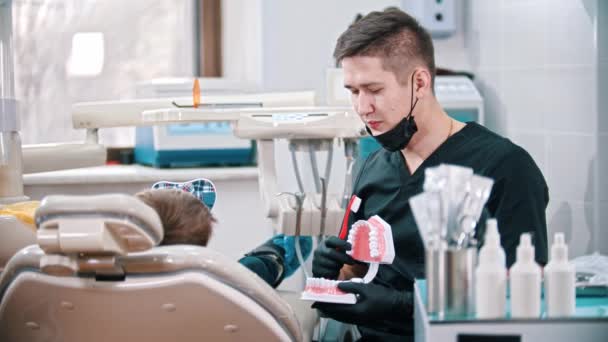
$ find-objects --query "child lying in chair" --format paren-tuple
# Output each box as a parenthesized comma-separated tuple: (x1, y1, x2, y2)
(135, 189, 215, 247)
(135, 180, 311, 288)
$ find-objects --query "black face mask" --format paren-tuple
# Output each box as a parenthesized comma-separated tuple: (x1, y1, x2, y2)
(366, 72, 419, 152)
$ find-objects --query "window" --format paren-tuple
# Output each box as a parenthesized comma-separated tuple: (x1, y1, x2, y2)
(13, 0, 197, 146)
(66, 32, 105, 77)
(13, 0, 262, 147)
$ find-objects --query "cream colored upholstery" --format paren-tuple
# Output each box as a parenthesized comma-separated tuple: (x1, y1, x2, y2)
(0, 194, 306, 341)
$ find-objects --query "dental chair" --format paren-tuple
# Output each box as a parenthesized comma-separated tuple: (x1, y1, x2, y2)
(0, 194, 308, 342)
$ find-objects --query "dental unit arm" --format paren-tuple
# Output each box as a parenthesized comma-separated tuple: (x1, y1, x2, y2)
(70, 84, 365, 238)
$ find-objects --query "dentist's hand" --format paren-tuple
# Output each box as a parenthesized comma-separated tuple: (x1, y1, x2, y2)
(312, 282, 413, 326)
(312, 236, 355, 279)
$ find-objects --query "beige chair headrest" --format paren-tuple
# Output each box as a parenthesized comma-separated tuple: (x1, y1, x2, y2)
(35, 194, 163, 256)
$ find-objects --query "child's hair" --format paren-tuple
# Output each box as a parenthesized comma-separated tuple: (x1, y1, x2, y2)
(135, 188, 216, 246)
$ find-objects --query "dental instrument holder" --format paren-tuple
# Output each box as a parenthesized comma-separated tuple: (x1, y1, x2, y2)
(446, 246, 477, 316)
(259, 138, 345, 237)
(319, 178, 328, 237)
(341, 139, 358, 209)
(420, 166, 492, 317)
(425, 238, 446, 315)
(425, 243, 478, 317)
(138, 105, 365, 237)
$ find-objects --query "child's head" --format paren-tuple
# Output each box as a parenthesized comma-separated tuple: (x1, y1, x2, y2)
(135, 188, 216, 246)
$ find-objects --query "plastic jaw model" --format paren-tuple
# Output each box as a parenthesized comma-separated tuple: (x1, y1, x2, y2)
(300, 278, 357, 304)
(301, 215, 394, 305)
(347, 215, 395, 264)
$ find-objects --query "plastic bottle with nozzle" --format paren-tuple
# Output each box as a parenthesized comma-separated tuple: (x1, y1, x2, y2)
(509, 233, 541, 318)
(544, 233, 575, 317)
(475, 218, 506, 318)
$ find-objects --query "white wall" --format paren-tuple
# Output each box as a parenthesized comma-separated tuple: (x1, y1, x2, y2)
(222, 0, 263, 87)
(259, 0, 471, 102)
(464, 0, 604, 256)
(260, 0, 400, 102)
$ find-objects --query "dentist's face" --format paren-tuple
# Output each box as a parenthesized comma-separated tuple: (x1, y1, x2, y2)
(342, 56, 411, 135)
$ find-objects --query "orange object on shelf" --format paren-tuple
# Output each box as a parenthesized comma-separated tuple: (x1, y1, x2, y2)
(193, 78, 200, 108)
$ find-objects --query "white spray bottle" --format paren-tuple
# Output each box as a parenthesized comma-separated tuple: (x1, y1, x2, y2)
(509, 233, 541, 318)
(544, 233, 575, 317)
(475, 219, 507, 318)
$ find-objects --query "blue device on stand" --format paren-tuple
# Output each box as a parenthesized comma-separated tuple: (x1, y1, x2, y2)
(135, 123, 255, 168)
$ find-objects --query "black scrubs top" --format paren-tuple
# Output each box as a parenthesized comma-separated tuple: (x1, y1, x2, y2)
(350, 122, 549, 339)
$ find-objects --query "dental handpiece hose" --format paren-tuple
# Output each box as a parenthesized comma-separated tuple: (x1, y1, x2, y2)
(292, 192, 311, 281)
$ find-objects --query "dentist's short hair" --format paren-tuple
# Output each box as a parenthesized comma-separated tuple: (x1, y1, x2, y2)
(136, 188, 216, 246)
(333, 7, 436, 88)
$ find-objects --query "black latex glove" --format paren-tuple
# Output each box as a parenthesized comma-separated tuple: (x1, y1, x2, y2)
(312, 282, 413, 326)
(312, 236, 355, 279)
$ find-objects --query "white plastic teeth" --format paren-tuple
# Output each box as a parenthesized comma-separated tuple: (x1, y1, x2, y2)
(369, 226, 380, 258)
(305, 277, 341, 289)
(348, 221, 382, 259)
(347, 223, 362, 247)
